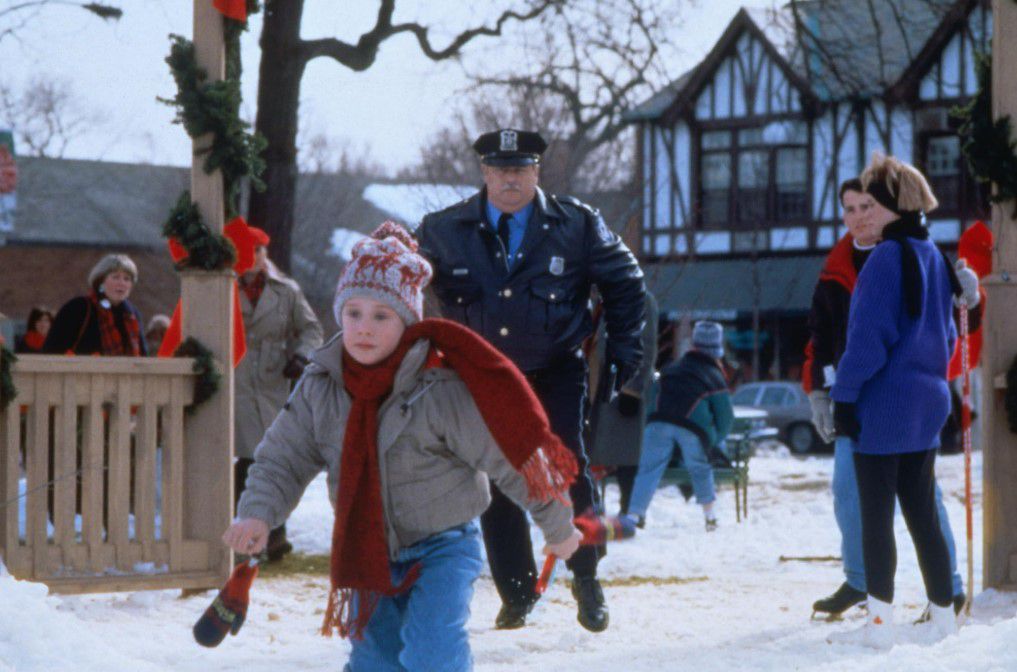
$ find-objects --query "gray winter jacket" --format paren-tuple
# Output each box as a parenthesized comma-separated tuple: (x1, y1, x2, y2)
(238, 334, 576, 558)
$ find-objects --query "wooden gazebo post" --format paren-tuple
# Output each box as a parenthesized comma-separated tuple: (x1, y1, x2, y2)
(182, 1, 235, 584)
(981, 0, 1017, 591)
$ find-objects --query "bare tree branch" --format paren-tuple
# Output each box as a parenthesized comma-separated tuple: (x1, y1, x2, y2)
(301, 0, 565, 69)
(0, 76, 103, 157)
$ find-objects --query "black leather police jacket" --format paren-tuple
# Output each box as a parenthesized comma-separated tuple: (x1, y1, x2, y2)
(416, 187, 645, 373)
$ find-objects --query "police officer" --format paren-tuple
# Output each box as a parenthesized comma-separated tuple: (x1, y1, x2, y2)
(416, 129, 646, 633)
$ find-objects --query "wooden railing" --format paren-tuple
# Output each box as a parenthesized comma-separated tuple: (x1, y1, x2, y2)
(0, 355, 227, 594)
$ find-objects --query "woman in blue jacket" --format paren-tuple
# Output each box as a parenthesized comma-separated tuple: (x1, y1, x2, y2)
(829, 153, 962, 649)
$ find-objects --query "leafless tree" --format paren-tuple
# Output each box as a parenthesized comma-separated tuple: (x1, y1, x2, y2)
(405, 0, 681, 197)
(249, 0, 570, 273)
(0, 1, 121, 44)
(297, 128, 386, 178)
(0, 76, 103, 157)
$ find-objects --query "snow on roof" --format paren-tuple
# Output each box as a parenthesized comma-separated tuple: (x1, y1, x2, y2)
(362, 182, 475, 232)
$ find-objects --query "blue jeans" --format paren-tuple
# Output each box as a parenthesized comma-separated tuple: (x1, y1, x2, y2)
(628, 422, 716, 517)
(345, 522, 483, 672)
(833, 437, 963, 596)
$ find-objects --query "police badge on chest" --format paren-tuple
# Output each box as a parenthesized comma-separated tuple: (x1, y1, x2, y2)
(548, 256, 565, 276)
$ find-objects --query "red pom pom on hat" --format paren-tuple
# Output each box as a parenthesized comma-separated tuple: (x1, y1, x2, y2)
(370, 220, 418, 252)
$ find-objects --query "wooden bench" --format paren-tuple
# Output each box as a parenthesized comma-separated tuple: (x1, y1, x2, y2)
(598, 427, 776, 523)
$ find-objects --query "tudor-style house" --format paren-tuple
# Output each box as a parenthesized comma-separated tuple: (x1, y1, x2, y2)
(628, 0, 991, 383)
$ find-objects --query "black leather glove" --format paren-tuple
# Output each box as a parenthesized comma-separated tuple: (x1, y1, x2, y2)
(282, 354, 309, 380)
(616, 391, 641, 417)
(833, 401, 861, 442)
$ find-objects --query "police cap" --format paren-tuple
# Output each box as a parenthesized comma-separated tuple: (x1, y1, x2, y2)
(472, 129, 547, 167)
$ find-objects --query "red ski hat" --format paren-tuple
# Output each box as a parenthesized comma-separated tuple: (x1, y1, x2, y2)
(958, 221, 993, 279)
(249, 226, 271, 247)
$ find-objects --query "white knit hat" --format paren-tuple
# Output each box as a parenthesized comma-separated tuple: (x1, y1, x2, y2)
(692, 321, 725, 359)
(332, 221, 433, 326)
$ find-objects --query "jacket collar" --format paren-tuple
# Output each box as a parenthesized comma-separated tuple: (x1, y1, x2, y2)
(449, 187, 563, 227)
(819, 233, 858, 293)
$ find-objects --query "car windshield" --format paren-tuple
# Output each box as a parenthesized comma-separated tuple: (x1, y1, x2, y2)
(732, 386, 759, 405)
(760, 386, 790, 406)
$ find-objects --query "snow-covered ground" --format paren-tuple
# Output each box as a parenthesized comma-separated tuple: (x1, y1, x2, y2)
(3, 446, 1016, 671)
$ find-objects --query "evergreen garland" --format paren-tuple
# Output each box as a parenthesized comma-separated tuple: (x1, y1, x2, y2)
(953, 53, 1017, 218)
(0, 345, 16, 412)
(162, 192, 237, 271)
(161, 35, 266, 214)
(159, 0, 265, 271)
(224, 0, 261, 84)
(173, 337, 221, 413)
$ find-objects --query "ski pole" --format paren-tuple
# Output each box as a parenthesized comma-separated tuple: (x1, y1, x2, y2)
(960, 300, 974, 617)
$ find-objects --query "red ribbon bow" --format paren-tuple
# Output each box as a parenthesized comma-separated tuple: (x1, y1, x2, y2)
(212, 0, 248, 22)
(158, 216, 256, 366)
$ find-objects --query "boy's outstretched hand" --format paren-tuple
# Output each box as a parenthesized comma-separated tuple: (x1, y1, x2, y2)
(543, 528, 583, 561)
(223, 518, 270, 555)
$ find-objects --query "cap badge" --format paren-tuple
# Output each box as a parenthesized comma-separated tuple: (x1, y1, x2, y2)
(499, 130, 518, 152)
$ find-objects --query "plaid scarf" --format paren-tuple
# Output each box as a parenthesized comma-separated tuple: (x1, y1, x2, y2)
(322, 317, 577, 639)
(89, 291, 142, 356)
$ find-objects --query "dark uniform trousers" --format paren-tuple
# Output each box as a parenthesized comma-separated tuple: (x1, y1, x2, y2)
(481, 353, 600, 607)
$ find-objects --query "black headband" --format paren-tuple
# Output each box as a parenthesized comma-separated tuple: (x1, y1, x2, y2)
(865, 179, 900, 214)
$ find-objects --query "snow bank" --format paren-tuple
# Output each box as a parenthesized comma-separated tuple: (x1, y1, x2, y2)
(0, 563, 160, 671)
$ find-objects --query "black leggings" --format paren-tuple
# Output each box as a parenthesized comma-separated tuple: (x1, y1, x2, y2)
(854, 449, 952, 607)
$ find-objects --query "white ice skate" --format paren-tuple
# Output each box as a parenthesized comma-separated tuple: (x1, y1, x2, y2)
(912, 602, 958, 645)
(827, 597, 894, 649)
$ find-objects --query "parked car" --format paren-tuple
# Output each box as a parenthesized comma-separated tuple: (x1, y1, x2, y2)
(731, 381, 828, 454)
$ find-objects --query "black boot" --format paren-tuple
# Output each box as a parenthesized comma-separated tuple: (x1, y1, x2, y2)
(812, 582, 867, 617)
(571, 577, 609, 632)
(495, 601, 534, 630)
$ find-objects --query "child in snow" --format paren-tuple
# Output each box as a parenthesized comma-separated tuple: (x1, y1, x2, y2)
(828, 153, 963, 649)
(223, 221, 582, 672)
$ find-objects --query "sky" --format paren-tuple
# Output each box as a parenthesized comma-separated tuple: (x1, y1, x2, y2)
(0, 0, 775, 172)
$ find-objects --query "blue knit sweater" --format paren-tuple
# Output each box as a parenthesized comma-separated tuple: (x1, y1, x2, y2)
(830, 236, 956, 455)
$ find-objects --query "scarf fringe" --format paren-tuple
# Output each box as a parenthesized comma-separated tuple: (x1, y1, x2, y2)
(321, 563, 423, 640)
(520, 444, 578, 505)
(321, 588, 371, 640)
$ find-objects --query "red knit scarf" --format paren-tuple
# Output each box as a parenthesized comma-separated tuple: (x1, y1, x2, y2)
(322, 317, 578, 639)
(90, 292, 141, 356)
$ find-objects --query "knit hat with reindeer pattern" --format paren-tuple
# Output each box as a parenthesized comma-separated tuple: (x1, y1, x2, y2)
(332, 221, 433, 326)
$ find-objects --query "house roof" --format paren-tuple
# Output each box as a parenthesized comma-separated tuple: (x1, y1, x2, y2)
(5, 157, 188, 248)
(646, 255, 826, 317)
(631, 0, 962, 123)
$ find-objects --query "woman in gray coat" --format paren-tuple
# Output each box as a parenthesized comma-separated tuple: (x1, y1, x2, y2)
(234, 229, 324, 560)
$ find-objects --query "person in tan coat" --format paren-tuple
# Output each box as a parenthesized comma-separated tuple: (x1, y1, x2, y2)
(234, 227, 324, 560)
(225, 222, 579, 672)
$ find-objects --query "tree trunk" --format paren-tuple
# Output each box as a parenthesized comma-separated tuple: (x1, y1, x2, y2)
(247, 0, 308, 273)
